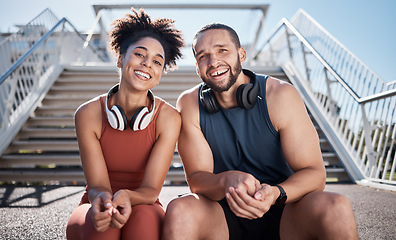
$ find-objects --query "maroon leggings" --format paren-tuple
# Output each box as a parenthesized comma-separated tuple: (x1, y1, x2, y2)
(66, 202, 165, 240)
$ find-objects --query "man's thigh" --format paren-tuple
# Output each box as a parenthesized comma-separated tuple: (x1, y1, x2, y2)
(165, 194, 229, 240)
(280, 191, 355, 240)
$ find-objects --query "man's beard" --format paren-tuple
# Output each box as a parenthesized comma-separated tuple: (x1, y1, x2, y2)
(202, 59, 242, 93)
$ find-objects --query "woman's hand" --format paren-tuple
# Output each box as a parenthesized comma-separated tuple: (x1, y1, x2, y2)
(110, 190, 132, 229)
(91, 191, 113, 232)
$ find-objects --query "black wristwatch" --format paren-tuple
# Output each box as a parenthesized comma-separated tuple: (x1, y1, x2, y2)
(274, 185, 287, 206)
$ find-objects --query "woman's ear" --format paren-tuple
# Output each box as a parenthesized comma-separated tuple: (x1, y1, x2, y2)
(117, 54, 123, 68)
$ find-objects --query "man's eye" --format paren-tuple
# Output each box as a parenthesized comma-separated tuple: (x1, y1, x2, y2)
(135, 52, 144, 57)
(198, 55, 206, 60)
(154, 60, 162, 66)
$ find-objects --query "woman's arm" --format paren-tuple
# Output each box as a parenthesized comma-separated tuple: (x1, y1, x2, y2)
(122, 100, 181, 205)
(75, 97, 113, 201)
(75, 97, 115, 231)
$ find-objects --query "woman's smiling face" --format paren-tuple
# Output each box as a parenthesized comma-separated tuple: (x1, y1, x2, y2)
(118, 37, 165, 91)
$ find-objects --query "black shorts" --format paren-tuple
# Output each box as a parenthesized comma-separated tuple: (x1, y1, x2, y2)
(218, 198, 284, 240)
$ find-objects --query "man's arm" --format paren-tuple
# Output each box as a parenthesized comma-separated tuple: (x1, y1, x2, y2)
(267, 78, 326, 203)
(176, 87, 260, 201)
(224, 78, 326, 219)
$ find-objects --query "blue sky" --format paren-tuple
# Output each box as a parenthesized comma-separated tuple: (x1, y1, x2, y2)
(1, 0, 395, 82)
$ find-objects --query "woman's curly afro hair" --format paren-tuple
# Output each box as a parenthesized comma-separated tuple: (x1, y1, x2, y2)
(109, 8, 184, 71)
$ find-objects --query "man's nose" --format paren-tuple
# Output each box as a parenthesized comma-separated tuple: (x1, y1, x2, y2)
(208, 54, 219, 67)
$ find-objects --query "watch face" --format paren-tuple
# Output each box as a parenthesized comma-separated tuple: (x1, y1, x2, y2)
(276, 185, 287, 206)
(277, 194, 287, 205)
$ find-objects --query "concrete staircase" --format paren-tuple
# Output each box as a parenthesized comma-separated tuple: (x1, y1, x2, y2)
(0, 65, 350, 184)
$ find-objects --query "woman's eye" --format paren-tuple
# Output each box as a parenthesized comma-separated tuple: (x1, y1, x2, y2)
(154, 60, 162, 66)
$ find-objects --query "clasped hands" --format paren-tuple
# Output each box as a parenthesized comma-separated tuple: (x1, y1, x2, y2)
(91, 190, 132, 232)
(224, 171, 277, 220)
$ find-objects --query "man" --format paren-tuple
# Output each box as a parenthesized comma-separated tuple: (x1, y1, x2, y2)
(163, 23, 358, 240)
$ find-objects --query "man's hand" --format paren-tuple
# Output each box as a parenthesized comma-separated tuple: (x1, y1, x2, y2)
(225, 180, 278, 219)
(223, 171, 261, 196)
(91, 192, 113, 232)
(110, 190, 132, 229)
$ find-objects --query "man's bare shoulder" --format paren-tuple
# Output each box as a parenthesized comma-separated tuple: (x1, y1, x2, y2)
(176, 84, 201, 111)
(266, 76, 308, 131)
(266, 76, 301, 104)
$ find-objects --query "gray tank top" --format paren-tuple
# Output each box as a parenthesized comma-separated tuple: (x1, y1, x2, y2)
(199, 71, 293, 185)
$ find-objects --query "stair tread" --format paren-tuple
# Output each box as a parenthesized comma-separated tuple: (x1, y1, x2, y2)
(2, 65, 350, 183)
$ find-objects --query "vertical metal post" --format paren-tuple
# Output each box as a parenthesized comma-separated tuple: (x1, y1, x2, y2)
(285, 29, 293, 64)
(361, 103, 379, 177)
(247, 10, 266, 65)
(324, 68, 338, 119)
(300, 41, 311, 82)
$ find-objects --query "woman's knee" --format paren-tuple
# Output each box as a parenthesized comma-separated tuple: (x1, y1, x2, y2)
(131, 203, 165, 223)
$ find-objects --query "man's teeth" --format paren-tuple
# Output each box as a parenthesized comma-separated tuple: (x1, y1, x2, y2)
(136, 71, 150, 79)
(211, 69, 228, 77)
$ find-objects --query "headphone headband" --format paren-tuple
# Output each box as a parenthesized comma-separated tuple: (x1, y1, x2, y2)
(105, 84, 155, 131)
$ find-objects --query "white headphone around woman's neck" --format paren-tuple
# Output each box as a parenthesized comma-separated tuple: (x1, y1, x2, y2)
(105, 84, 155, 131)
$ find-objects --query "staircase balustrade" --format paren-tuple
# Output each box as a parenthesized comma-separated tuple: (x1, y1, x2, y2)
(0, 9, 106, 154)
(1, 6, 395, 189)
(253, 10, 395, 189)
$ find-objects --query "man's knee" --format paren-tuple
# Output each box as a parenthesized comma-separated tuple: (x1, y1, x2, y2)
(165, 194, 200, 221)
(314, 192, 354, 220)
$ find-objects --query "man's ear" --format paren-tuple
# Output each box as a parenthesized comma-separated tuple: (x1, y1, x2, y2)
(117, 54, 123, 68)
(238, 47, 247, 63)
(195, 64, 201, 78)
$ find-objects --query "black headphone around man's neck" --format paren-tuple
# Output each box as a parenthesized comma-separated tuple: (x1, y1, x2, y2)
(199, 69, 260, 113)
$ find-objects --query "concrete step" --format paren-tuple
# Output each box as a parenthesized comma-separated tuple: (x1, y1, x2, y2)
(325, 167, 351, 182)
(0, 151, 181, 166)
(25, 116, 75, 128)
(9, 140, 79, 152)
(34, 106, 77, 117)
(0, 65, 351, 184)
(17, 127, 76, 139)
(0, 153, 81, 167)
(0, 168, 186, 184)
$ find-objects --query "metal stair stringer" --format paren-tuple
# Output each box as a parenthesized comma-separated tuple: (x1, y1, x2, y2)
(282, 62, 365, 183)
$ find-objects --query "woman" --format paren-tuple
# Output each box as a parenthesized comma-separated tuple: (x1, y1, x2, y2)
(66, 8, 183, 240)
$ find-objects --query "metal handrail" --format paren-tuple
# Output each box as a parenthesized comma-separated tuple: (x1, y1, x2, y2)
(89, 3, 270, 64)
(252, 10, 396, 188)
(256, 19, 396, 104)
(0, 19, 65, 85)
(292, 9, 391, 87)
(0, 9, 107, 155)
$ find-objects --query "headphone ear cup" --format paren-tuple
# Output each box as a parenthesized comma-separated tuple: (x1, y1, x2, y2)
(236, 83, 254, 109)
(201, 88, 220, 113)
(130, 106, 149, 131)
(106, 110, 119, 130)
(236, 77, 259, 110)
(111, 105, 128, 131)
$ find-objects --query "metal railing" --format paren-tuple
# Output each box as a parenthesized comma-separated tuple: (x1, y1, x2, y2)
(0, 8, 106, 154)
(88, 3, 270, 65)
(253, 9, 396, 189)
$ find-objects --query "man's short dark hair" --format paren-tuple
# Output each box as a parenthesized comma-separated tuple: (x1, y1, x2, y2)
(192, 23, 241, 55)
